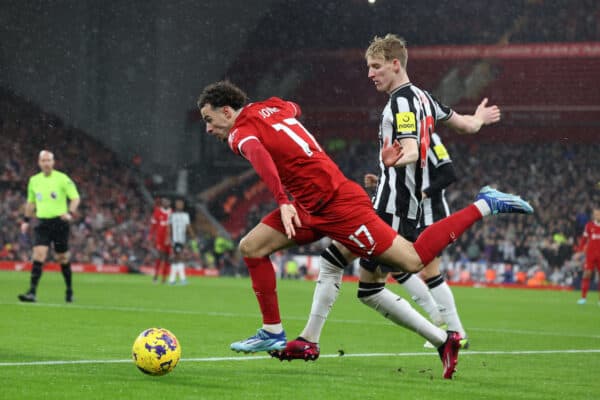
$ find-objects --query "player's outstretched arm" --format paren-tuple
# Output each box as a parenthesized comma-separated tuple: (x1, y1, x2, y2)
(445, 98, 501, 135)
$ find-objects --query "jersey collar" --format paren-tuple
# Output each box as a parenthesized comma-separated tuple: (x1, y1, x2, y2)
(389, 82, 412, 97)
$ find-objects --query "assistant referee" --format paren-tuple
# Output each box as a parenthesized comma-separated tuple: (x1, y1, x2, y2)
(18, 150, 80, 303)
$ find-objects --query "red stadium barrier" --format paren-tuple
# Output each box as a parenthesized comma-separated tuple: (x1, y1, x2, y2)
(339, 274, 572, 291)
(0, 261, 220, 277)
(0, 261, 128, 274)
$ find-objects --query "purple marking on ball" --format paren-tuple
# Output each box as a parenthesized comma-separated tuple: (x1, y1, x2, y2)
(142, 329, 154, 337)
(160, 333, 178, 350)
(145, 343, 167, 359)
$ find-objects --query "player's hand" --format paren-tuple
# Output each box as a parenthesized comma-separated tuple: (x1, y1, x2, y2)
(475, 98, 501, 127)
(364, 173, 379, 189)
(381, 137, 404, 167)
(20, 222, 29, 234)
(280, 203, 301, 239)
(60, 212, 73, 222)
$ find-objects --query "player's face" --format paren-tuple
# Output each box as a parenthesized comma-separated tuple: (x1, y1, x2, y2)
(161, 198, 171, 208)
(175, 199, 184, 210)
(38, 152, 55, 174)
(593, 209, 600, 222)
(200, 104, 234, 142)
(367, 55, 400, 94)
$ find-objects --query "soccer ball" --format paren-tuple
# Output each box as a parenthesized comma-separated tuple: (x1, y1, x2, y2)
(132, 327, 181, 376)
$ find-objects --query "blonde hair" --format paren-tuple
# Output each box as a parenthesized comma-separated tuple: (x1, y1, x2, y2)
(365, 34, 408, 69)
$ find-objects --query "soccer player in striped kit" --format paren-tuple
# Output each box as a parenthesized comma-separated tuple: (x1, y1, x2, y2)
(167, 198, 195, 285)
(366, 131, 468, 348)
(277, 34, 502, 366)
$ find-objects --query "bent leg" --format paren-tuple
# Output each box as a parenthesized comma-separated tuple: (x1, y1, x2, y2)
(394, 271, 443, 326)
(357, 267, 446, 346)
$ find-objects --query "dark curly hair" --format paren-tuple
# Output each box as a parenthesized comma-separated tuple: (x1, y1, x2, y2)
(197, 80, 248, 110)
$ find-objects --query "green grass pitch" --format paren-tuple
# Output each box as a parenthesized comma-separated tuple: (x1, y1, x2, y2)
(1, 270, 598, 399)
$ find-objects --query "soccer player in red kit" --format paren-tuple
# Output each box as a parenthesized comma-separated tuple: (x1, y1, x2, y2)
(149, 197, 172, 283)
(576, 207, 600, 305)
(197, 81, 533, 379)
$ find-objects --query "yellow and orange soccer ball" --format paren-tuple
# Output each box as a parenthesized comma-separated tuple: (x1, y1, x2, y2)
(132, 328, 181, 376)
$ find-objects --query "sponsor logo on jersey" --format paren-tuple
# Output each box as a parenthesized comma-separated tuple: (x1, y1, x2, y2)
(395, 112, 416, 133)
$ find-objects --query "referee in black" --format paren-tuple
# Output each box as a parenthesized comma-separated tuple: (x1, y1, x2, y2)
(18, 150, 80, 303)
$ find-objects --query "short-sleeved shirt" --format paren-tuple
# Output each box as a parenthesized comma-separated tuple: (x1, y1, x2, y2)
(228, 97, 348, 213)
(27, 170, 79, 218)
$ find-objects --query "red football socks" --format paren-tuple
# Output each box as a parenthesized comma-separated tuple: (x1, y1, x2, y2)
(414, 204, 482, 265)
(581, 277, 590, 299)
(245, 257, 281, 324)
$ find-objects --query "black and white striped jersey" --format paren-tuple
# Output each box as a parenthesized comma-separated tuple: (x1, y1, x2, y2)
(169, 211, 190, 244)
(419, 132, 457, 227)
(372, 82, 453, 220)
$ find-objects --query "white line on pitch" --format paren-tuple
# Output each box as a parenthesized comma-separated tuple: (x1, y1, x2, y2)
(2, 349, 600, 367)
(4, 301, 600, 340)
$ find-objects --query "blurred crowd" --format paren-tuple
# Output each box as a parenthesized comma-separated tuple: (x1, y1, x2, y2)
(0, 88, 242, 274)
(2, 79, 599, 287)
(211, 138, 599, 285)
(245, 0, 600, 52)
(0, 88, 155, 267)
(437, 140, 597, 286)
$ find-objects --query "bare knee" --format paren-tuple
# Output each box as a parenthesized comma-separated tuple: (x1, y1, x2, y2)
(238, 234, 272, 258)
(55, 252, 70, 264)
(375, 236, 424, 274)
(238, 236, 255, 258)
(359, 266, 388, 284)
(420, 257, 441, 280)
(32, 246, 48, 263)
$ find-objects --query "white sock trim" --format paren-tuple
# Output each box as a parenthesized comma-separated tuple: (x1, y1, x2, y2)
(262, 323, 283, 334)
(474, 199, 491, 217)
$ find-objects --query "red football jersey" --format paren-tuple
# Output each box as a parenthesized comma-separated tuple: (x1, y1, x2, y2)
(582, 220, 600, 255)
(150, 206, 171, 245)
(228, 97, 348, 212)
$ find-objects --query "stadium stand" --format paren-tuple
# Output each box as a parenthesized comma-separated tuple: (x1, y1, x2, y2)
(3, 0, 600, 286)
(0, 88, 160, 267)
